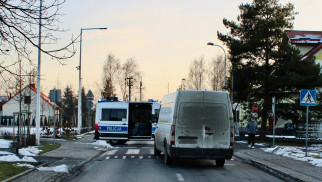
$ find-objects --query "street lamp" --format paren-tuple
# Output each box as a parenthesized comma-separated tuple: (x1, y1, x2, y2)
(207, 42, 227, 88)
(78, 27, 107, 134)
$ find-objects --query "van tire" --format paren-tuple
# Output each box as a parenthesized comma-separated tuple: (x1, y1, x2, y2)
(109, 140, 119, 145)
(164, 143, 173, 165)
(216, 159, 225, 167)
(154, 143, 161, 156)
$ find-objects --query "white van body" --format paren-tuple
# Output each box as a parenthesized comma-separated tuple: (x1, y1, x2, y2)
(94, 98, 161, 145)
(154, 91, 234, 166)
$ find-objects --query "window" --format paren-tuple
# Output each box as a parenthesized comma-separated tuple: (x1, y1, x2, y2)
(101, 109, 127, 121)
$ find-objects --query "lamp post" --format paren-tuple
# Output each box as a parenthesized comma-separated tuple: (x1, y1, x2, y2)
(207, 42, 227, 88)
(78, 27, 107, 134)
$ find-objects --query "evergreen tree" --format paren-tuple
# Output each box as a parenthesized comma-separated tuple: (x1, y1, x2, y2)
(62, 85, 76, 124)
(101, 77, 114, 98)
(81, 87, 89, 127)
(218, 0, 322, 136)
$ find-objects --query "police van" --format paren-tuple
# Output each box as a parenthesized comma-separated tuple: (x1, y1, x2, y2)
(94, 97, 161, 145)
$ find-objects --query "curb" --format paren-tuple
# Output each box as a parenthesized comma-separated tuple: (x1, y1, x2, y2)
(234, 153, 312, 182)
(1, 163, 48, 182)
(57, 150, 105, 182)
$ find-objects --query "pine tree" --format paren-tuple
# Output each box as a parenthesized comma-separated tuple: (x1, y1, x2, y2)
(218, 0, 322, 136)
(101, 78, 114, 98)
(62, 85, 76, 124)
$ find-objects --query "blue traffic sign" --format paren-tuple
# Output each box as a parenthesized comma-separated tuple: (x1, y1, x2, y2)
(300, 90, 316, 106)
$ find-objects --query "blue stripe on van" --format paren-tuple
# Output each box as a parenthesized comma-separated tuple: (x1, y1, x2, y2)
(99, 126, 128, 133)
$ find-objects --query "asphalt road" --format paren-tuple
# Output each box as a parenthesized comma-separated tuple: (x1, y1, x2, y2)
(66, 141, 284, 182)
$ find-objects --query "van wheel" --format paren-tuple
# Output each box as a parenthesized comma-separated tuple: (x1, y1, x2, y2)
(164, 143, 173, 165)
(154, 142, 161, 156)
(109, 140, 119, 145)
(216, 159, 225, 167)
(118, 140, 127, 145)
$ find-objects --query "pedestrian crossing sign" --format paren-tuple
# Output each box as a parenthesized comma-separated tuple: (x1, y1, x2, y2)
(300, 90, 316, 106)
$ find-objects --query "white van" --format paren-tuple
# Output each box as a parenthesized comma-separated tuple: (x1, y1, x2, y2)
(94, 97, 160, 145)
(154, 91, 234, 166)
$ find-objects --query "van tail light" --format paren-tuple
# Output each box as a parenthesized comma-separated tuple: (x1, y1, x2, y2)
(170, 125, 175, 145)
(230, 125, 234, 147)
(95, 124, 98, 131)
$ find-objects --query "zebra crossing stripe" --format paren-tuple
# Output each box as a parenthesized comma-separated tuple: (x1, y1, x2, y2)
(123, 156, 126, 159)
(106, 156, 110, 159)
(126, 149, 140, 154)
(139, 156, 143, 159)
(114, 156, 118, 159)
(131, 156, 134, 159)
(106, 150, 118, 155)
(150, 149, 154, 154)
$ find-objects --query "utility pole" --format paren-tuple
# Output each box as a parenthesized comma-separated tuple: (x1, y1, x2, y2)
(127, 77, 133, 101)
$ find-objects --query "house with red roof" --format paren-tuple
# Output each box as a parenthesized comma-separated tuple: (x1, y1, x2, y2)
(1, 84, 56, 126)
(286, 30, 322, 64)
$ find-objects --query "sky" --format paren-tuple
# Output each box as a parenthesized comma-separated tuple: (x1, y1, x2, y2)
(37, 0, 322, 102)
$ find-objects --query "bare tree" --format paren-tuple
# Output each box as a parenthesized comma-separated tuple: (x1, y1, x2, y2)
(187, 56, 207, 90)
(117, 58, 141, 101)
(100, 53, 120, 97)
(0, 0, 77, 95)
(209, 55, 225, 91)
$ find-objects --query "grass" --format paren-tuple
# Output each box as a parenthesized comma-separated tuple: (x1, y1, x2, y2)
(38, 141, 61, 155)
(0, 162, 41, 181)
(0, 141, 61, 181)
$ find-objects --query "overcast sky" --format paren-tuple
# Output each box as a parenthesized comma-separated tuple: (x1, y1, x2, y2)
(38, 0, 322, 101)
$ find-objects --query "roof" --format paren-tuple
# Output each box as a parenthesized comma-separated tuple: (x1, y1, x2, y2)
(286, 30, 322, 45)
(2, 85, 55, 107)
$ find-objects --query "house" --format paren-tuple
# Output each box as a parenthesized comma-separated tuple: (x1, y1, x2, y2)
(286, 30, 322, 65)
(1, 84, 55, 126)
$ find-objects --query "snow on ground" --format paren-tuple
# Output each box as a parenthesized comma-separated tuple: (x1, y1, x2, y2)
(19, 146, 42, 156)
(16, 163, 35, 168)
(262, 145, 322, 167)
(37, 164, 69, 173)
(0, 139, 12, 148)
(0, 155, 37, 162)
(91, 140, 114, 148)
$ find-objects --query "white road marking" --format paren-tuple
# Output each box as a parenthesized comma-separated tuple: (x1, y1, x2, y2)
(148, 156, 151, 159)
(126, 149, 140, 155)
(106, 156, 110, 160)
(131, 156, 135, 159)
(106, 150, 118, 155)
(114, 156, 118, 159)
(176, 173, 184, 181)
(123, 156, 126, 159)
(139, 156, 143, 159)
(150, 149, 154, 154)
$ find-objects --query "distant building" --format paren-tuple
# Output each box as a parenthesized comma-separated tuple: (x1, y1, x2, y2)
(1, 84, 55, 126)
(286, 30, 322, 65)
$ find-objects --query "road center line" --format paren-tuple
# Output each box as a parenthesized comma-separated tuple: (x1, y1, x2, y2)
(176, 173, 184, 181)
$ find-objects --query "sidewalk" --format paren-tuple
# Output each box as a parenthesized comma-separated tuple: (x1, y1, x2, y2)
(234, 142, 322, 182)
(6, 134, 104, 182)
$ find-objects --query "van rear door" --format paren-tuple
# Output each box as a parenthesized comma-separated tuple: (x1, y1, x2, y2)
(99, 104, 129, 139)
(176, 91, 230, 152)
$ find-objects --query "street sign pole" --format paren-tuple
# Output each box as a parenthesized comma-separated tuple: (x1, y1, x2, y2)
(272, 97, 276, 147)
(305, 106, 309, 156)
(300, 90, 316, 157)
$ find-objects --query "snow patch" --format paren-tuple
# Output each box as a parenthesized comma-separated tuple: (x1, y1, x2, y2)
(0, 155, 37, 162)
(16, 163, 35, 168)
(0, 139, 12, 148)
(92, 140, 114, 148)
(19, 146, 42, 156)
(37, 164, 69, 173)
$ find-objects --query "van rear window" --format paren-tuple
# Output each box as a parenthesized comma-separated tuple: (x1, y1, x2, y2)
(101, 109, 127, 121)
